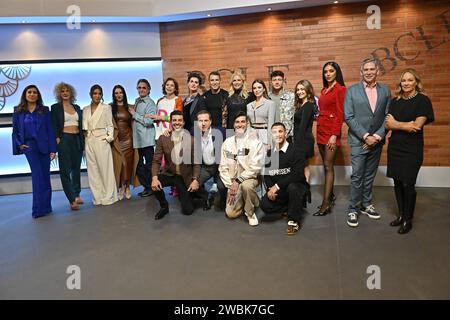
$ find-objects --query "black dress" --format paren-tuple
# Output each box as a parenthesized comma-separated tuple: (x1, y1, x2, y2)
(387, 94, 434, 184)
(225, 90, 255, 129)
(293, 101, 315, 159)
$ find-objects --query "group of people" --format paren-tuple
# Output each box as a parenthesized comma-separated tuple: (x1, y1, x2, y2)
(12, 57, 434, 235)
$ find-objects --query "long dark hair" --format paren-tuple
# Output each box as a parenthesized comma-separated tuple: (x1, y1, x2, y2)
(322, 61, 346, 88)
(111, 85, 130, 120)
(16, 84, 45, 113)
(294, 80, 318, 113)
(251, 79, 270, 100)
(89, 84, 104, 103)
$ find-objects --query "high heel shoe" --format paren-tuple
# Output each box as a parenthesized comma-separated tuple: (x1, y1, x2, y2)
(125, 188, 132, 200)
(70, 201, 80, 211)
(330, 194, 337, 207)
(118, 189, 124, 201)
(75, 196, 84, 205)
(313, 205, 331, 216)
(317, 194, 336, 209)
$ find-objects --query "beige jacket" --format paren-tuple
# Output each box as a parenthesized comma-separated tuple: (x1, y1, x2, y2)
(218, 130, 264, 188)
(82, 103, 114, 143)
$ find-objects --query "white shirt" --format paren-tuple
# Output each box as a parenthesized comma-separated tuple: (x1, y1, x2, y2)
(201, 128, 216, 165)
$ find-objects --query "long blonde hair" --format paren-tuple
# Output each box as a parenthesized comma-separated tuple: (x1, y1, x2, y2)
(228, 71, 249, 99)
(394, 68, 426, 100)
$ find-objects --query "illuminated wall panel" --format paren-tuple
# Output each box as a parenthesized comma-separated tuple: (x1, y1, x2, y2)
(0, 59, 163, 114)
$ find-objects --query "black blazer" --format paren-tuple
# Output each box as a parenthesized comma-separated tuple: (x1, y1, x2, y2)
(183, 94, 206, 131)
(50, 102, 84, 149)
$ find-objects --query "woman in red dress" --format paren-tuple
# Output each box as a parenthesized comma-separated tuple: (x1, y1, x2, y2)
(315, 61, 346, 216)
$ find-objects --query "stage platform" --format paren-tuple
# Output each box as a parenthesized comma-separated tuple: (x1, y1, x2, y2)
(0, 186, 449, 299)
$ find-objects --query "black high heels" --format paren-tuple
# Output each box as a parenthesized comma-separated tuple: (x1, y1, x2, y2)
(313, 205, 331, 216)
(330, 194, 337, 207)
(317, 194, 336, 209)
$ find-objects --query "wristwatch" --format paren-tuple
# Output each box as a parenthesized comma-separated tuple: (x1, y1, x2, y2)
(234, 178, 241, 184)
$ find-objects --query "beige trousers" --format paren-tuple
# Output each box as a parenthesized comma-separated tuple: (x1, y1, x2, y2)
(85, 136, 118, 205)
(225, 178, 260, 218)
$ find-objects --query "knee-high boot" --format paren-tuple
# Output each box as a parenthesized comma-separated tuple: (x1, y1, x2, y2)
(398, 184, 416, 234)
(390, 181, 404, 227)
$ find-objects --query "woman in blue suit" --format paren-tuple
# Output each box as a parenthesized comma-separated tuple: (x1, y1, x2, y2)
(12, 85, 57, 218)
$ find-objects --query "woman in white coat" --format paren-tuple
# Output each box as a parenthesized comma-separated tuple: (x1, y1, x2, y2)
(83, 84, 118, 205)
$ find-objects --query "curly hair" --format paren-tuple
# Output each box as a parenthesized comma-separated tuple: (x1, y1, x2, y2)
(53, 82, 77, 104)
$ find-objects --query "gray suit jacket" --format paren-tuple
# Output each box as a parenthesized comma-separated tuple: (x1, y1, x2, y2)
(344, 81, 390, 147)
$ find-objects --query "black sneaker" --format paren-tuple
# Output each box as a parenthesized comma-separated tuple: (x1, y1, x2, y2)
(360, 205, 380, 219)
(347, 211, 359, 227)
(138, 189, 153, 197)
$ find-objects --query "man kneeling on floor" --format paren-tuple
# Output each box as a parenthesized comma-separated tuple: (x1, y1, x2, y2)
(260, 122, 309, 235)
(218, 111, 264, 226)
(151, 110, 200, 219)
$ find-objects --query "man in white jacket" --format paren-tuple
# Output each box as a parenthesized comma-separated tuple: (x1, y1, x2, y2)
(218, 111, 264, 226)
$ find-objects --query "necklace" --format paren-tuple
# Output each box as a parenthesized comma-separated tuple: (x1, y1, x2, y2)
(402, 91, 418, 100)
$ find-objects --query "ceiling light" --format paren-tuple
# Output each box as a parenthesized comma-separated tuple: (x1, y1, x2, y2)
(333, 1, 339, 3)
(207, 14, 211, 17)
(267, 8, 272, 11)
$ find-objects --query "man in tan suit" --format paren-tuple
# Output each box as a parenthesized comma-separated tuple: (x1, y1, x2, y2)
(151, 110, 200, 219)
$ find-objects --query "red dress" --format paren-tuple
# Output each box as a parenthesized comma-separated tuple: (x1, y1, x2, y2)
(317, 83, 346, 146)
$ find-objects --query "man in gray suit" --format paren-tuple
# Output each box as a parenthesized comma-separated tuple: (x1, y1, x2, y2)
(344, 58, 390, 227)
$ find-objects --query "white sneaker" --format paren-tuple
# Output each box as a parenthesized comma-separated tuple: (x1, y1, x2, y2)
(209, 183, 218, 193)
(247, 212, 259, 226)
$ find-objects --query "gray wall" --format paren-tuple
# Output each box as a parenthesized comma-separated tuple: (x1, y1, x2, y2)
(0, 23, 160, 61)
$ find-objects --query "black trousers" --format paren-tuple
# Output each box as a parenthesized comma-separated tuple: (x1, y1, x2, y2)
(57, 133, 83, 203)
(217, 176, 228, 210)
(393, 179, 417, 222)
(137, 146, 154, 190)
(154, 174, 195, 215)
(260, 182, 307, 223)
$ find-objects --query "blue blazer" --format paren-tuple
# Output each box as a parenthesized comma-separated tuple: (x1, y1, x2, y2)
(12, 106, 57, 155)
